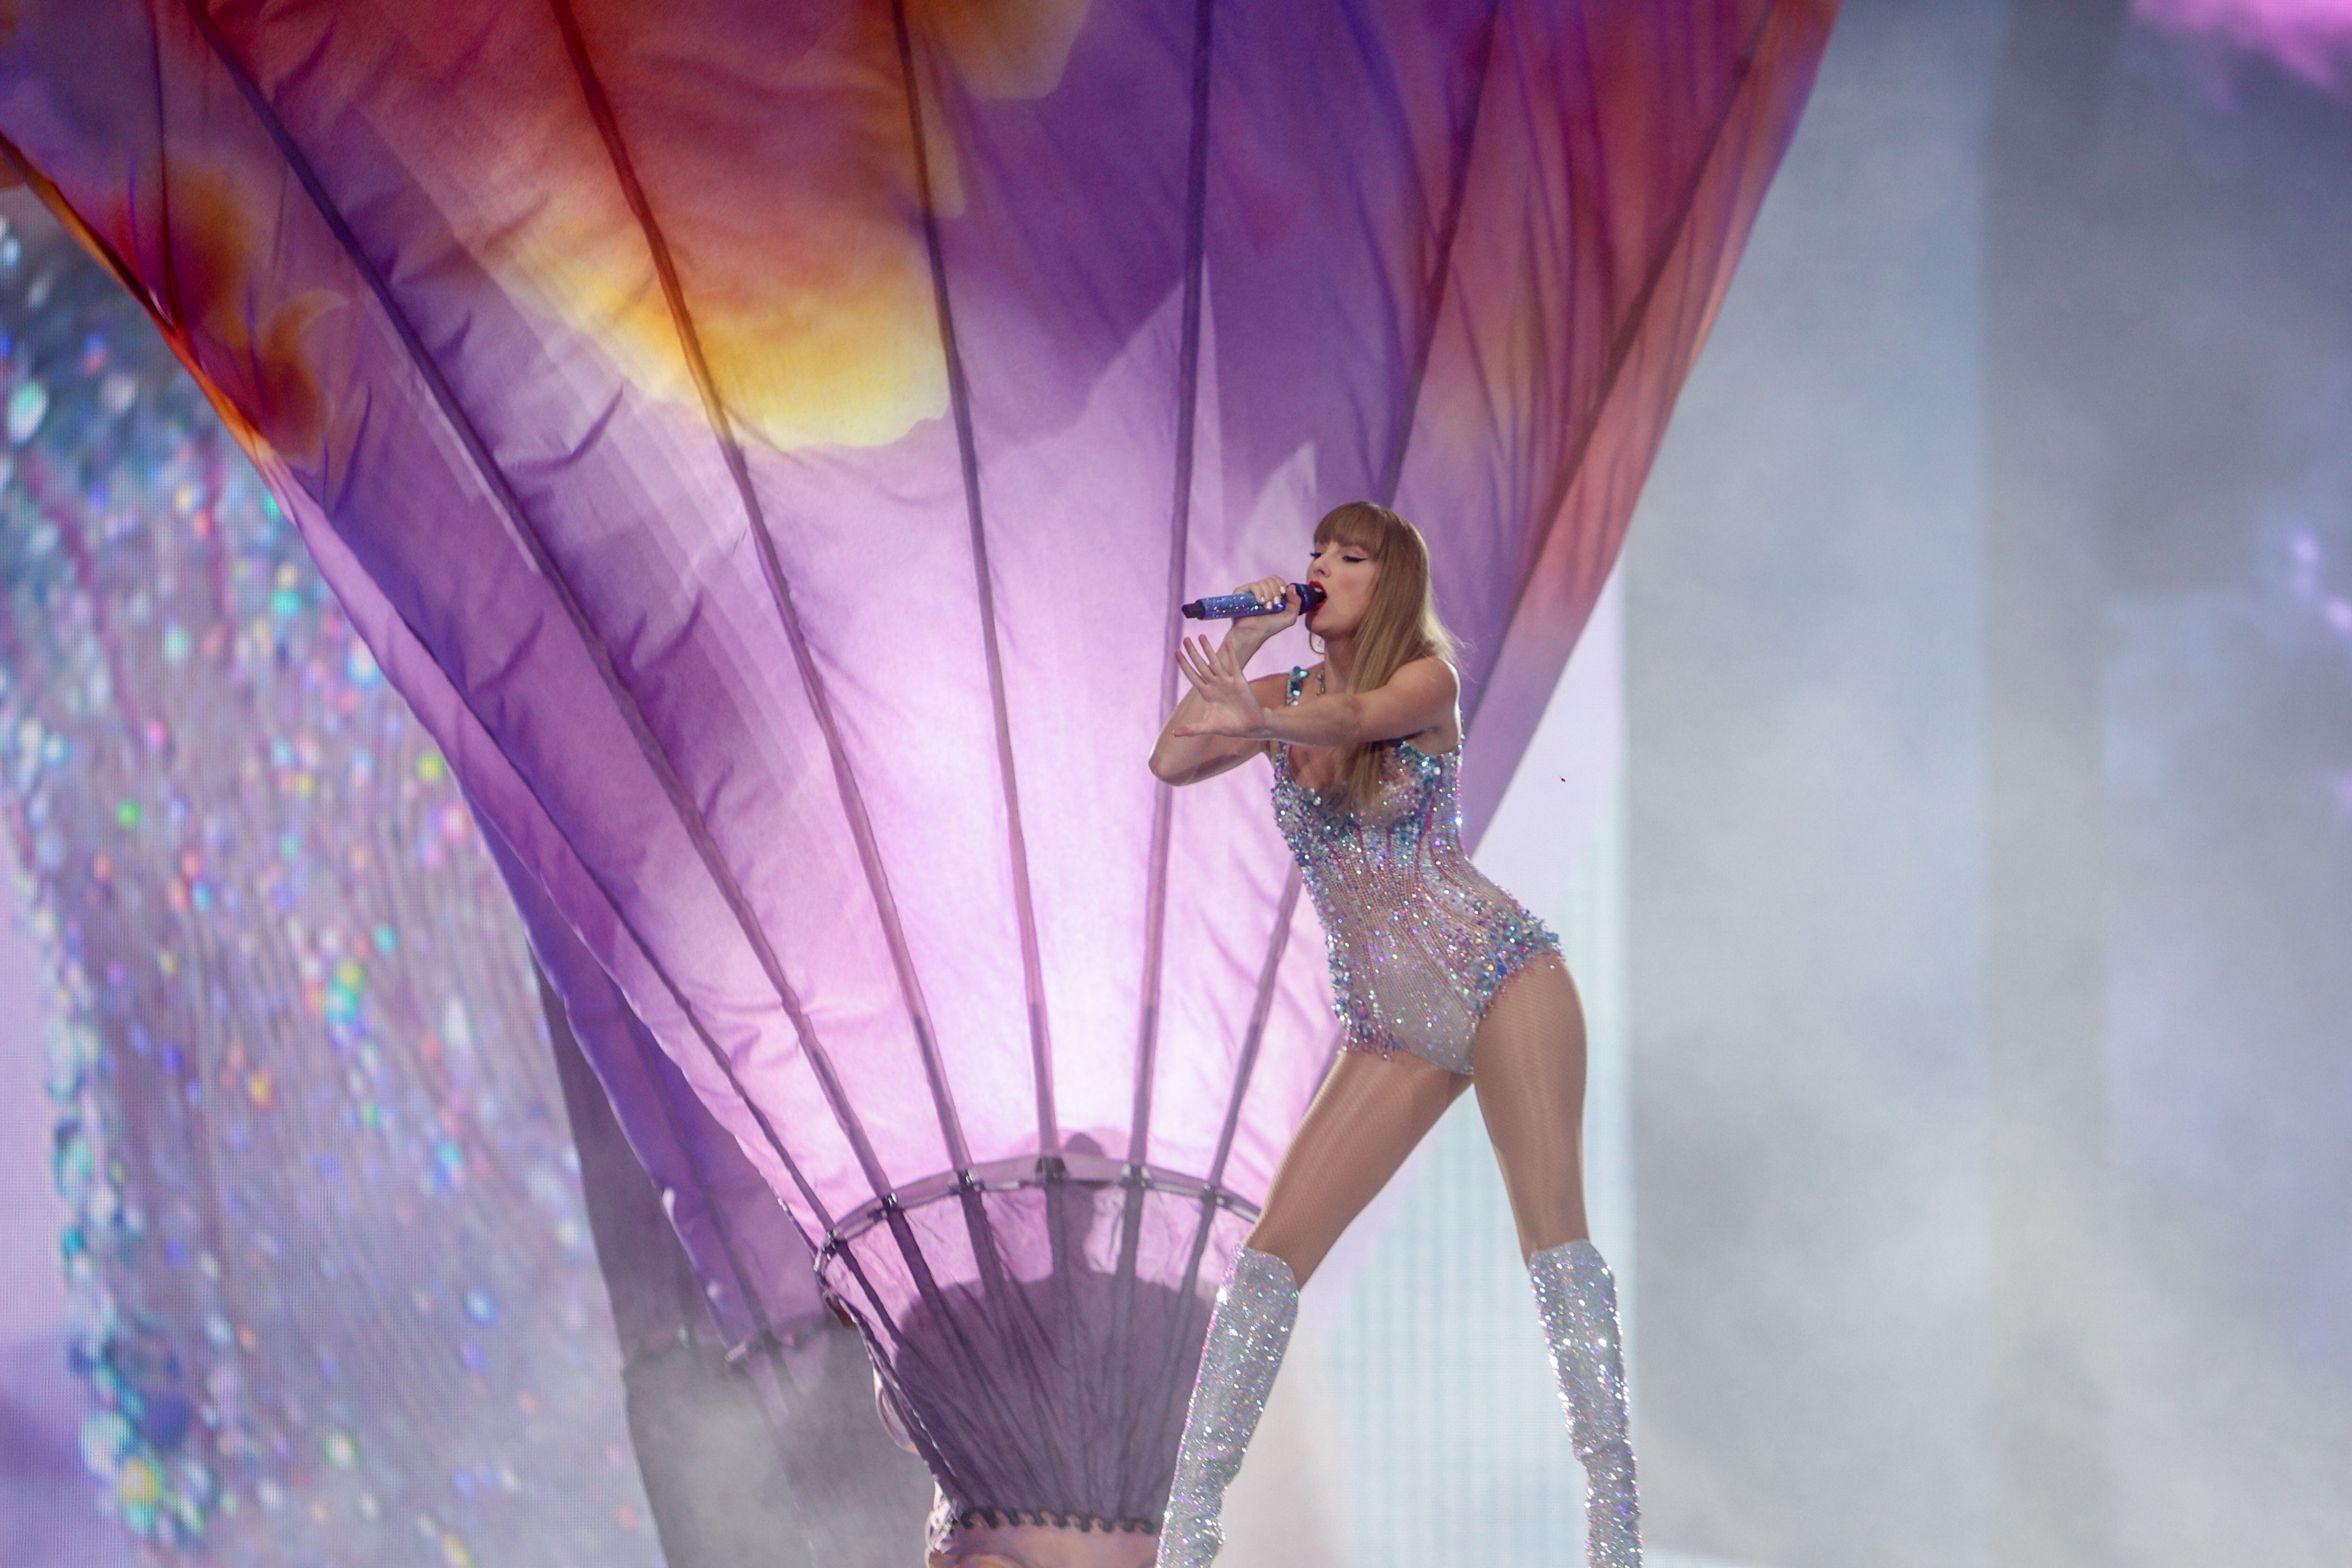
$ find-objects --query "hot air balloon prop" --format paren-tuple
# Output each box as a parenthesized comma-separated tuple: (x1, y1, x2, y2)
(0, 0, 1836, 1543)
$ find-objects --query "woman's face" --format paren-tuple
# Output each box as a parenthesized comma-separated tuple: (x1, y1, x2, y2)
(1305, 534, 1379, 639)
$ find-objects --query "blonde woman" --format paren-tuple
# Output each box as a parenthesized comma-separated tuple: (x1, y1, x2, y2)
(1146, 502, 1638, 1568)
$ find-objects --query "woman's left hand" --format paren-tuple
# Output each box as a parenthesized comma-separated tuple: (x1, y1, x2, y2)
(1171, 636, 1268, 738)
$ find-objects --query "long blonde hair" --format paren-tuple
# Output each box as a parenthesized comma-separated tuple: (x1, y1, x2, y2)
(1312, 501, 1456, 806)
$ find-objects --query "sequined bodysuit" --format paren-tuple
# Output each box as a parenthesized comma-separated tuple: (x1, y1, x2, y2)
(1271, 666, 1561, 1075)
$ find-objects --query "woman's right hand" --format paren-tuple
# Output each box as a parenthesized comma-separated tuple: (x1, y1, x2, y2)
(1222, 576, 1299, 648)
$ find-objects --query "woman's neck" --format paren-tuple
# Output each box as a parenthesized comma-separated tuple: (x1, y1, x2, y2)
(1321, 633, 1359, 692)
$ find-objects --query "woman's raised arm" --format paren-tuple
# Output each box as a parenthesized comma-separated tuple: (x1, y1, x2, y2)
(1148, 667, 1292, 785)
(1254, 655, 1455, 749)
(1167, 645, 1456, 753)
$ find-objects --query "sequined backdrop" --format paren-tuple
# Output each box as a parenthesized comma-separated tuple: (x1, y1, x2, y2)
(0, 199, 657, 1567)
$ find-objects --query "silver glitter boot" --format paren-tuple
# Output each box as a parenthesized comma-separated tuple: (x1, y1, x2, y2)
(1531, 1240, 1641, 1568)
(1157, 1246, 1299, 1567)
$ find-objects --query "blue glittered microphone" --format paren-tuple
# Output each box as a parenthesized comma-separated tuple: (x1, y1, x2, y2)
(1180, 581, 1326, 620)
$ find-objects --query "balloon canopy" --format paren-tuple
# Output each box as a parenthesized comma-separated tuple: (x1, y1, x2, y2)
(0, 0, 1835, 1531)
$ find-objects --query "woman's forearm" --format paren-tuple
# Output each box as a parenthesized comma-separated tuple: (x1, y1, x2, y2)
(1150, 685, 1247, 783)
(1150, 686, 1212, 767)
(1149, 628, 1281, 781)
(1252, 691, 1371, 747)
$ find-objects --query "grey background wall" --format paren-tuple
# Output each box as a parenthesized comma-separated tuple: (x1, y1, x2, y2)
(1628, 3, 1999, 1564)
(1626, 2, 2352, 1565)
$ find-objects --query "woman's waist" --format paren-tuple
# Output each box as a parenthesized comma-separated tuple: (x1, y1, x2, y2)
(1294, 855, 1525, 918)
(1278, 812, 1467, 863)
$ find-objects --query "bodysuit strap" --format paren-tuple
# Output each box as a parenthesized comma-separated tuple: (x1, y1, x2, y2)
(1285, 666, 1308, 707)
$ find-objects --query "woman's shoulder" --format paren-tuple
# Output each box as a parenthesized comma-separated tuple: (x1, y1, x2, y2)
(1390, 654, 1460, 753)
(1386, 652, 1459, 697)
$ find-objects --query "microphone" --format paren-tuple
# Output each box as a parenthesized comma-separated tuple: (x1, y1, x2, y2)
(1181, 581, 1326, 620)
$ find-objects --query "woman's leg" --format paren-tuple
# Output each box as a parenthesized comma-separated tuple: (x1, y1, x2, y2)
(1470, 953, 1591, 1258)
(1249, 1046, 1471, 1284)
(1472, 955, 1639, 1567)
(1162, 1048, 1467, 1566)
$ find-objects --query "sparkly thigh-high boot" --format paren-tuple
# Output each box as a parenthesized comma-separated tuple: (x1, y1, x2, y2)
(1157, 1247, 1299, 1568)
(1531, 1240, 1641, 1567)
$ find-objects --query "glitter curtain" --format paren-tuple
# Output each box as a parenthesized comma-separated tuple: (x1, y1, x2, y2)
(0, 209, 660, 1566)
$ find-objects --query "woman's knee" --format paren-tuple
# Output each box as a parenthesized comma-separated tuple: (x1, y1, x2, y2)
(1240, 1220, 1323, 1287)
(1243, 1159, 1346, 1284)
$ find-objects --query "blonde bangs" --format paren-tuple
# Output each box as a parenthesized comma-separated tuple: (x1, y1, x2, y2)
(1313, 505, 1387, 555)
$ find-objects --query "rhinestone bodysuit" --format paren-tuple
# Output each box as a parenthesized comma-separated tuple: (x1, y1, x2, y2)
(1272, 666, 1560, 1075)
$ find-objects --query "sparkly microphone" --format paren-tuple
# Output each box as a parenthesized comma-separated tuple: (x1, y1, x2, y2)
(1180, 581, 1326, 620)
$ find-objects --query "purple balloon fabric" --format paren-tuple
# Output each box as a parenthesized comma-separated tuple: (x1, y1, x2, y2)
(488, 816, 830, 1360)
(0, 0, 1834, 1529)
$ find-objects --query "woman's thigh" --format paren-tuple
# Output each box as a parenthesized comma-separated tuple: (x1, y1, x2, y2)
(1245, 1046, 1469, 1286)
(1470, 955, 1593, 1257)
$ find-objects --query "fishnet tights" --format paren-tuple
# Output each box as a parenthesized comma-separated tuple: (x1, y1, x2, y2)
(1245, 955, 1591, 1285)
